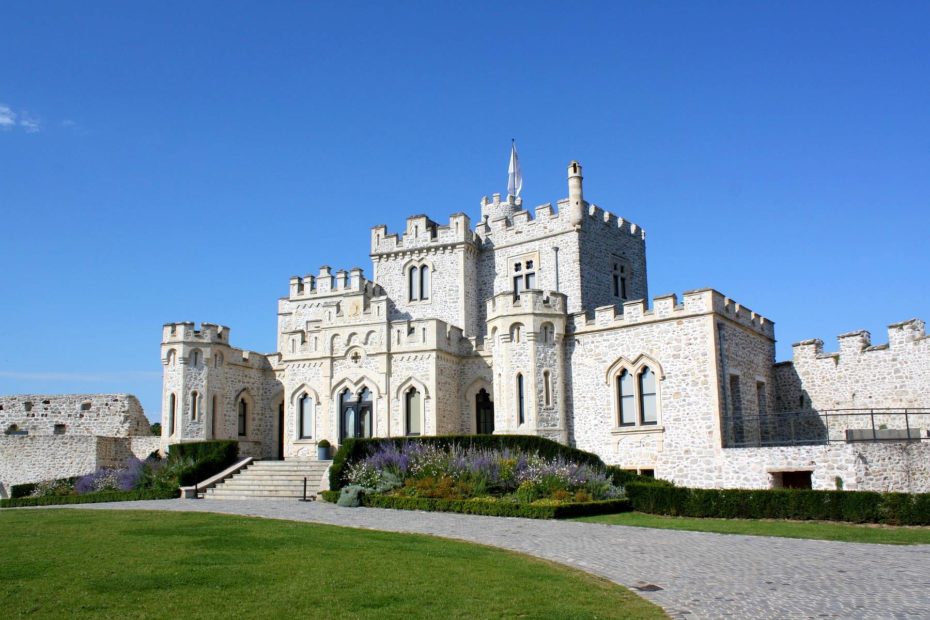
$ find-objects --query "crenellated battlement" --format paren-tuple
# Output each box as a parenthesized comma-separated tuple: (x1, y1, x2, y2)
(288, 266, 382, 299)
(793, 318, 928, 361)
(583, 203, 646, 239)
(162, 322, 230, 344)
(486, 289, 567, 320)
(370, 212, 475, 256)
(570, 289, 774, 338)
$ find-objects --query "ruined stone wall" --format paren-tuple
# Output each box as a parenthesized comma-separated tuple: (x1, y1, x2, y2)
(0, 394, 150, 438)
(0, 436, 116, 498)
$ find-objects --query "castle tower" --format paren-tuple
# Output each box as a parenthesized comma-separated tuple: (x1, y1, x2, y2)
(480, 192, 523, 224)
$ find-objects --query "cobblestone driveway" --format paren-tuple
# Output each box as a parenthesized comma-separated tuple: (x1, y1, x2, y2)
(61, 499, 930, 619)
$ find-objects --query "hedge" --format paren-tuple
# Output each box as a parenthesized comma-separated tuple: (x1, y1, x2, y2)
(359, 494, 632, 519)
(320, 490, 340, 503)
(605, 466, 674, 488)
(167, 440, 240, 486)
(625, 482, 930, 526)
(10, 477, 81, 499)
(329, 435, 607, 491)
(1, 488, 179, 508)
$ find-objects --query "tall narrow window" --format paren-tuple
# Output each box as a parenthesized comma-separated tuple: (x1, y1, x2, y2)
(405, 388, 422, 436)
(190, 350, 200, 366)
(190, 391, 198, 420)
(168, 394, 176, 435)
(408, 265, 419, 301)
(238, 398, 248, 436)
(639, 367, 657, 425)
(211, 394, 218, 438)
(510, 324, 521, 343)
(299, 394, 313, 439)
(543, 370, 551, 407)
(419, 265, 430, 300)
(617, 370, 635, 425)
(516, 373, 525, 425)
(756, 382, 767, 416)
(611, 261, 629, 299)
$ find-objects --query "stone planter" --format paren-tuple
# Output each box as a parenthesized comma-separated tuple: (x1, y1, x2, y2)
(317, 445, 330, 460)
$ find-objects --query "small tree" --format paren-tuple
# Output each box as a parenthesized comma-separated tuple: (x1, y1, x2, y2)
(150, 422, 162, 436)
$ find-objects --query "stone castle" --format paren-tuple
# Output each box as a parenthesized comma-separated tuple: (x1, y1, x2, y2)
(158, 161, 930, 492)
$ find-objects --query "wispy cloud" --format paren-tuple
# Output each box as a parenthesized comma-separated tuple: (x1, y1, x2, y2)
(0, 370, 162, 382)
(0, 104, 16, 129)
(19, 111, 41, 133)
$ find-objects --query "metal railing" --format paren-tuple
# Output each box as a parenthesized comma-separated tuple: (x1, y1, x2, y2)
(722, 408, 930, 448)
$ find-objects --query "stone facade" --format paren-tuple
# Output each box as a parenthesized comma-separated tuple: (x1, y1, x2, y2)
(160, 159, 930, 492)
(0, 394, 157, 497)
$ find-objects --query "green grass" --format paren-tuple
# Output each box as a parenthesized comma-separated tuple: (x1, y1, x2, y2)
(574, 511, 930, 545)
(0, 510, 664, 619)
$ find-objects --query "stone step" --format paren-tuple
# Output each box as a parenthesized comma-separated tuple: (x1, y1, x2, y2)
(220, 480, 315, 489)
(228, 471, 326, 480)
(206, 488, 311, 498)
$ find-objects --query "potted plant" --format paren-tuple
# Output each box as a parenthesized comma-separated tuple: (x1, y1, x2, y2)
(317, 439, 331, 461)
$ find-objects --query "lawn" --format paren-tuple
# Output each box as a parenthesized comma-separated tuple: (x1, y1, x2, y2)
(574, 511, 930, 545)
(0, 510, 664, 619)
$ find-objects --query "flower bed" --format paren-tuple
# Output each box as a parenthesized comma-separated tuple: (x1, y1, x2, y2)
(333, 439, 628, 517)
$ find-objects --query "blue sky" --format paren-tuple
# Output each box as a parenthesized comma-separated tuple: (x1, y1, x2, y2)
(2, 2, 928, 422)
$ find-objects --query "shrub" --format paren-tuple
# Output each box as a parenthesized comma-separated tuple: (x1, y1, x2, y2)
(337, 485, 368, 507)
(319, 490, 340, 503)
(330, 435, 605, 491)
(167, 440, 240, 486)
(624, 482, 930, 525)
(1, 488, 178, 508)
(360, 494, 632, 519)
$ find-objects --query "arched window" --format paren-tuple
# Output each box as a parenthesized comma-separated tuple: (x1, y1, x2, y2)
(639, 367, 657, 425)
(540, 323, 554, 344)
(419, 265, 430, 300)
(237, 398, 248, 436)
(543, 370, 552, 407)
(340, 387, 373, 441)
(475, 388, 494, 434)
(617, 370, 635, 426)
(516, 373, 525, 425)
(190, 391, 199, 420)
(190, 350, 201, 367)
(408, 265, 419, 301)
(166, 349, 177, 366)
(299, 393, 313, 439)
(405, 387, 422, 436)
(168, 393, 177, 435)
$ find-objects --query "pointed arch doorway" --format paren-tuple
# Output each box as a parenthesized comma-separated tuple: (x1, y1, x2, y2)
(476, 388, 494, 434)
(340, 387, 373, 442)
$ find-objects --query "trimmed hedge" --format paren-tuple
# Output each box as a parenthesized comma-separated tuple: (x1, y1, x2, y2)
(320, 490, 340, 503)
(605, 466, 674, 488)
(10, 477, 81, 499)
(329, 435, 606, 491)
(168, 440, 240, 486)
(1, 488, 178, 508)
(625, 482, 930, 526)
(360, 494, 632, 519)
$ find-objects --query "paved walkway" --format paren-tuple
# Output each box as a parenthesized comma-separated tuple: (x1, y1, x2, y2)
(61, 499, 930, 619)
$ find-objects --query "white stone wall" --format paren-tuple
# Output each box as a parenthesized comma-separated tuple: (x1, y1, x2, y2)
(784, 319, 930, 410)
(0, 394, 150, 437)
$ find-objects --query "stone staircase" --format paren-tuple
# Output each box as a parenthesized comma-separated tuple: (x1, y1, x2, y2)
(204, 459, 331, 500)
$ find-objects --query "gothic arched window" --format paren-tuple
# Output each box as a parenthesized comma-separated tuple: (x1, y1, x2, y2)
(617, 370, 635, 426)
(639, 367, 657, 425)
(299, 393, 313, 439)
(516, 373, 525, 425)
(237, 398, 248, 436)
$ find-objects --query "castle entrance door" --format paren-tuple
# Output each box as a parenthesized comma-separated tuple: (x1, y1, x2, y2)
(476, 389, 494, 434)
(339, 386, 373, 442)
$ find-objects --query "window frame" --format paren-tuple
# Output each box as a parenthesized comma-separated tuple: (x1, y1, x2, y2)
(405, 387, 422, 436)
(609, 357, 663, 431)
(298, 393, 313, 439)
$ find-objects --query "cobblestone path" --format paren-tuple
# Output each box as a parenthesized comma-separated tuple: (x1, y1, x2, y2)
(61, 499, 930, 619)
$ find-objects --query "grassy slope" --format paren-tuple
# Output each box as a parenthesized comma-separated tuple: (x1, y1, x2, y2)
(0, 510, 664, 619)
(574, 511, 930, 545)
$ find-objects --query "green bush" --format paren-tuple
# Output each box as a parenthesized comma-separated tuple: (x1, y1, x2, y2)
(605, 466, 674, 488)
(329, 435, 606, 491)
(167, 440, 240, 486)
(1, 488, 178, 508)
(11, 476, 81, 499)
(360, 494, 631, 519)
(319, 490, 340, 503)
(624, 482, 930, 525)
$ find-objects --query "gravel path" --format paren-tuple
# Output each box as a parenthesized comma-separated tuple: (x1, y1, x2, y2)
(54, 499, 930, 619)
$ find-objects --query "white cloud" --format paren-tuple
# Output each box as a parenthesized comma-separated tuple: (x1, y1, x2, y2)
(0, 105, 16, 129)
(19, 111, 40, 133)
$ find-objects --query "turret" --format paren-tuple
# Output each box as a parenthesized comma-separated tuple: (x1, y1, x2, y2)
(568, 161, 585, 227)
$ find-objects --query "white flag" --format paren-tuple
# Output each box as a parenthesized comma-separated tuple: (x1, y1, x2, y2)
(507, 140, 523, 198)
